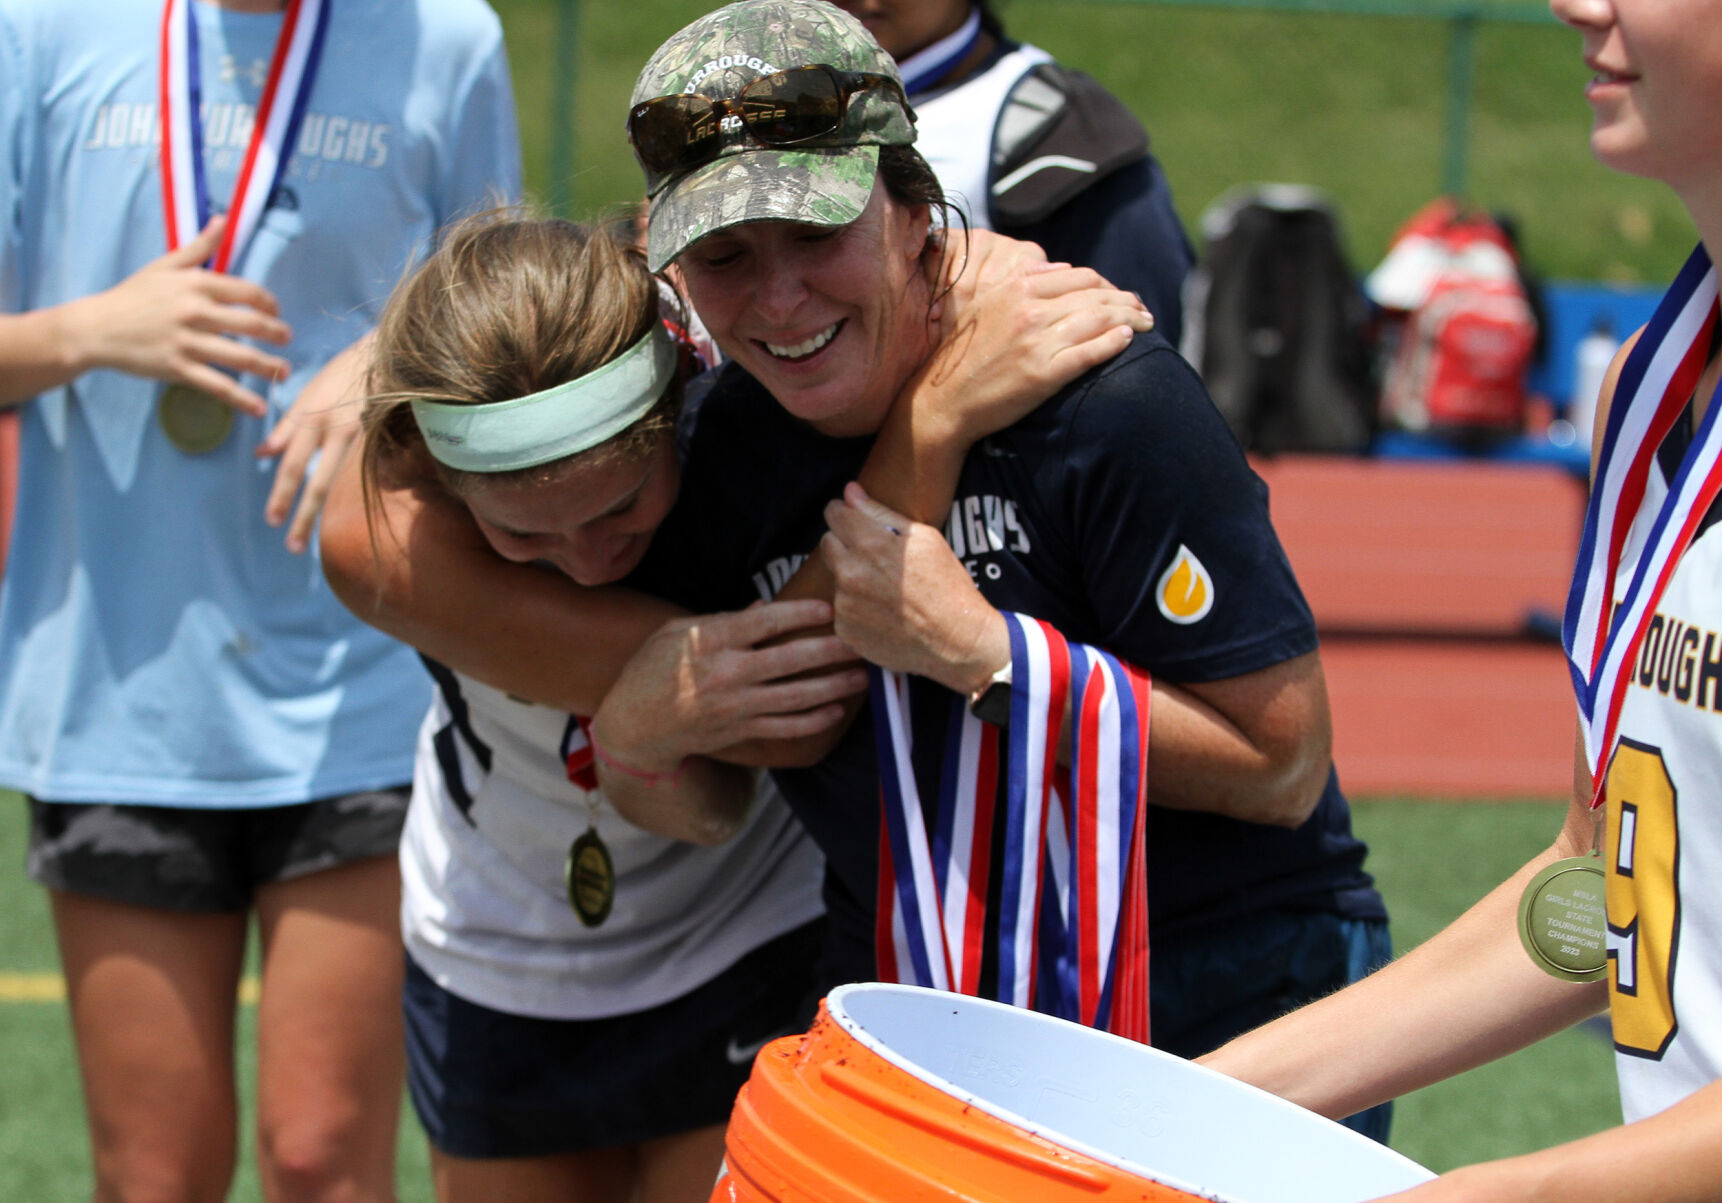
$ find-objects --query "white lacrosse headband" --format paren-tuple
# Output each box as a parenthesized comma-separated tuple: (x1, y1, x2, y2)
(410, 324, 677, 473)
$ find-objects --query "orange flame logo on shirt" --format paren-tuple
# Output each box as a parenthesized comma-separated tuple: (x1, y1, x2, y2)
(1156, 545, 1214, 624)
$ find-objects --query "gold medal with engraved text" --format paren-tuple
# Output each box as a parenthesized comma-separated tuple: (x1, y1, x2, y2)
(1517, 857, 1608, 983)
(566, 828, 615, 928)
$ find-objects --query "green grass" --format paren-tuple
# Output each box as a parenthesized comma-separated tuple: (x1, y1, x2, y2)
(1, 791, 1617, 1198)
(491, 0, 1691, 285)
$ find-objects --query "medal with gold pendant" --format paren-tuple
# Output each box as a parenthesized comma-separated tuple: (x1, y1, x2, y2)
(157, 0, 331, 451)
(566, 796, 615, 928)
(157, 383, 235, 454)
(560, 716, 614, 927)
(1517, 811, 1607, 983)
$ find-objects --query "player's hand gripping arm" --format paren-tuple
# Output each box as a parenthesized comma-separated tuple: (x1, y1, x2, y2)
(586, 599, 868, 843)
(321, 453, 862, 844)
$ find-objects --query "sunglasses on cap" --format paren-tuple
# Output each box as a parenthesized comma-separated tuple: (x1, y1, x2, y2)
(628, 64, 911, 179)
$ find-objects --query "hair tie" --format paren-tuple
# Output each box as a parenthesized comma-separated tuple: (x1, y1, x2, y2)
(588, 728, 687, 788)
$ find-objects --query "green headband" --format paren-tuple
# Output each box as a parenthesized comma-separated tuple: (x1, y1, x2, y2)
(411, 325, 676, 474)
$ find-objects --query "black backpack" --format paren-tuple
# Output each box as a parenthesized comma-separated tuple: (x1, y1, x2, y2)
(1182, 185, 1375, 455)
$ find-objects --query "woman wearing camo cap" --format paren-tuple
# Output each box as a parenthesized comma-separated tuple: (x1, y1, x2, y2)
(596, 1, 1390, 1133)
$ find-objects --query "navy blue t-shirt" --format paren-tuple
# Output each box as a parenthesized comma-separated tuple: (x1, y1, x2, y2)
(636, 331, 1384, 988)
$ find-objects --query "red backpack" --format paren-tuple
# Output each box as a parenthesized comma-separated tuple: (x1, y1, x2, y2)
(1371, 199, 1539, 437)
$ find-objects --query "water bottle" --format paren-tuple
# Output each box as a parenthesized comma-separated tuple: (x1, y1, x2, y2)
(1568, 316, 1619, 448)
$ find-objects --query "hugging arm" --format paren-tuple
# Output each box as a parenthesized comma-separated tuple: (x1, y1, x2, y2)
(321, 456, 686, 714)
(321, 450, 861, 843)
(322, 230, 1150, 836)
(320, 229, 1145, 714)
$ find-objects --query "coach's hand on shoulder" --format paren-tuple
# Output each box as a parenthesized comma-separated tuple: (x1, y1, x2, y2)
(909, 227, 1152, 447)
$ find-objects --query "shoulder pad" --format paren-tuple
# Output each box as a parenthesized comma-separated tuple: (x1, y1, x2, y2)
(991, 63, 1149, 226)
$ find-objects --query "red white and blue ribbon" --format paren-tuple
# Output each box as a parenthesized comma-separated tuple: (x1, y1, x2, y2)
(875, 668, 956, 991)
(560, 714, 598, 791)
(1055, 642, 1151, 1033)
(873, 611, 1151, 1041)
(159, 0, 330, 272)
(931, 693, 1000, 997)
(1562, 243, 1722, 799)
(995, 614, 1070, 1010)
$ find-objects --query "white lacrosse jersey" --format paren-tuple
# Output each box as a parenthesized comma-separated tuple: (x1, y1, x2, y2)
(401, 665, 825, 1020)
(1605, 433, 1722, 1120)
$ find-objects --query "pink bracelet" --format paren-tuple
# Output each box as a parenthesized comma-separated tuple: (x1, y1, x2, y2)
(588, 730, 687, 787)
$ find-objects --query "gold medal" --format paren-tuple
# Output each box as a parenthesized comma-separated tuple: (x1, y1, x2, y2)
(566, 828, 615, 928)
(1517, 856, 1608, 983)
(157, 384, 234, 455)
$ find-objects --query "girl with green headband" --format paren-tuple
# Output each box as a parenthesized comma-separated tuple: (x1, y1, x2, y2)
(333, 206, 1148, 1201)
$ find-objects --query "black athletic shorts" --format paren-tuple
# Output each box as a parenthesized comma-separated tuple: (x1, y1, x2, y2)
(25, 789, 410, 913)
(404, 917, 826, 1158)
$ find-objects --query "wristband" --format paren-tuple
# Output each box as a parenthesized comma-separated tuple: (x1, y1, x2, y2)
(588, 730, 687, 787)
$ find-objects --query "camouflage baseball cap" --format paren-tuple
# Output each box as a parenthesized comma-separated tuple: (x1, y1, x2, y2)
(631, 0, 916, 271)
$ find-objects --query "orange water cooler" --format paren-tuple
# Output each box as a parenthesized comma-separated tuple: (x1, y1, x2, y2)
(715, 983, 1431, 1203)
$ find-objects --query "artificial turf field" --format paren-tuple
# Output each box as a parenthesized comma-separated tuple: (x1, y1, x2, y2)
(0, 791, 1620, 1200)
